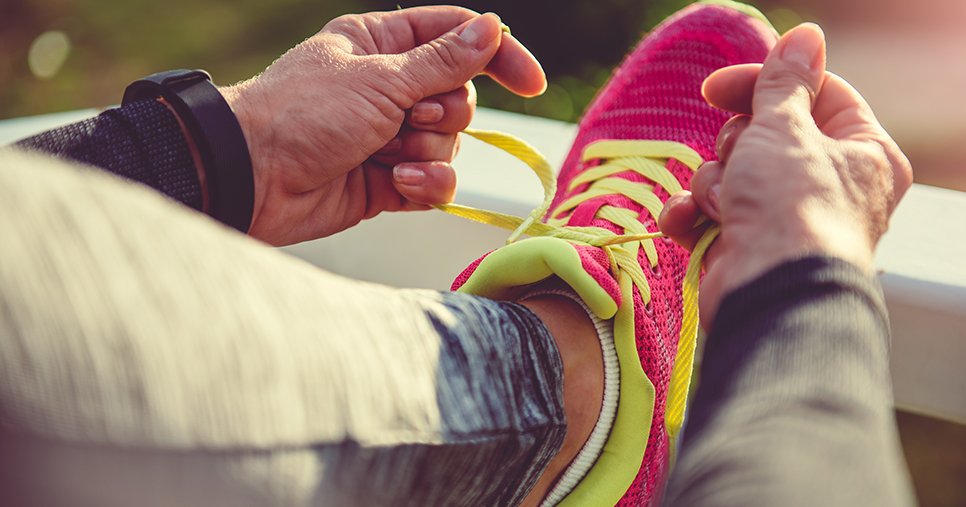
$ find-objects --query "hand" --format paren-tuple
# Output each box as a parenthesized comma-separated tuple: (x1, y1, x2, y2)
(219, 6, 546, 245)
(659, 23, 912, 329)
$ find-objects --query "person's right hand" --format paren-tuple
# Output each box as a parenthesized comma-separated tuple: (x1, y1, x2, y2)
(218, 7, 546, 246)
(659, 23, 912, 329)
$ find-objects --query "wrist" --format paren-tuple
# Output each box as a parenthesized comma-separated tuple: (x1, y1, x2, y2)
(124, 70, 255, 233)
(218, 80, 270, 235)
(714, 219, 875, 300)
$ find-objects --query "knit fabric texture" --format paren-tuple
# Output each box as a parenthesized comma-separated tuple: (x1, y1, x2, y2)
(555, 7, 776, 505)
(664, 256, 916, 507)
(15, 100, 202, 211)
(453, 3, 777, 505)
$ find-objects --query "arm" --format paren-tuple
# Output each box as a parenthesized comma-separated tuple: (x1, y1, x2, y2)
(659, 23, 916, 506)
(663, 256, 915, 506)
(14, 100, 204, 211)
(14, 7, 547, 245)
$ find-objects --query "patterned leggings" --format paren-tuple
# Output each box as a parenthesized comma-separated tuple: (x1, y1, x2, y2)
(0, 149, 565, 507)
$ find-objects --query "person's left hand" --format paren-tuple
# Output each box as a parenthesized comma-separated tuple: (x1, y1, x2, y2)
(220, 6, 546, 245)
(658, 24, 912, 329)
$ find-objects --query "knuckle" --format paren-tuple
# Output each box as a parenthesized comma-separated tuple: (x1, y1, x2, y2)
(324, 14, 367, 37)
(757, 67, 817, 103)
(359, 55, 421, 108)
(426, 38, 462, 72)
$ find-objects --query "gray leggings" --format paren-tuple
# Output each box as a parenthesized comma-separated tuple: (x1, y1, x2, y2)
(0, 150, 565, 506)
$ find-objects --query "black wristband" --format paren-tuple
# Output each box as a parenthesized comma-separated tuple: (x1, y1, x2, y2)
(123, 70, 254, 233)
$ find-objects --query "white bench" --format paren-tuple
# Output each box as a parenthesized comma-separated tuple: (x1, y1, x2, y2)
(4, 107, 964, 425)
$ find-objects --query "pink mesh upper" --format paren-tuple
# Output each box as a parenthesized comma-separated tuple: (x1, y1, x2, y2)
(553, 5, 776, 506)
(454, 3, 777, 506)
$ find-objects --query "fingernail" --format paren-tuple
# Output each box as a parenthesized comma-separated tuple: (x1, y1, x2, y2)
(393, 164, 425, 185)
(412, 100, 444, 124)
(717, 124, 735, 156)
(709, 184, 721, 213)
(376, 137, 402, 156)
(660, 194, 681, 220)
(780, 23, 825, 70)
(460, 13, 499, 50)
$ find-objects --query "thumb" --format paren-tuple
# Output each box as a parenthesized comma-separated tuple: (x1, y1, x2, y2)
(395, 13, 503, 104)
(752, 23, 827, 125)
(399, 13, 503, 103)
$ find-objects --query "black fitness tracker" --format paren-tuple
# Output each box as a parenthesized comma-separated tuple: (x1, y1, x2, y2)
(123, 70, 254, 233)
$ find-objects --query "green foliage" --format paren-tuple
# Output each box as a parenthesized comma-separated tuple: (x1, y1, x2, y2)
(1, 0, 746, 122)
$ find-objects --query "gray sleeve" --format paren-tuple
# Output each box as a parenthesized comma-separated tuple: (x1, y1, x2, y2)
(664, 257, 917, 507)
(13, 100, 203, 210)
(0, 149, 565, 507)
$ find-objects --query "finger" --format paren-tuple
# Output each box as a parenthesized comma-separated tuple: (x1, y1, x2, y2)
(339, 7, 545, 100)
(690, 161, 725, 223)
(320, 7, 481, 64)
(659, 192, 700, 238)
(381, 7, 546, 96)
(811, 72, 884, 139)
(392, 161, 458, 206)
(392, 13, 505, 104)
(658, 191, 703, 252)
(702, 63, 761, 115)
(716, 114, 752, 165)
(706, 60, 912, 204)
(809, 72, 913, 207)
(399, 12, 546, 97)
(372, 128, 460, 165)
(483, 32, 547, 97)
(751, 23, 827, 125)
(406, 82, 476, 133)
(363, 162, 407, 219)
(705, 66, 871, 137)
(361, 158, 458, 219)
(669, 225, 714, 256)
(360, 6, 482, 50)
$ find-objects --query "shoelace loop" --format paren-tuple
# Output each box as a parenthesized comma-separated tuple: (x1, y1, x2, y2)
(434, 128, 720, 462)
(435, 129, 716, 304)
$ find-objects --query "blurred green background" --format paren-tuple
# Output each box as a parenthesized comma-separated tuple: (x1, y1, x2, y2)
(8, 0, 965, 193)
(2, 0, 966, 505)
(0, 0, 789, 122)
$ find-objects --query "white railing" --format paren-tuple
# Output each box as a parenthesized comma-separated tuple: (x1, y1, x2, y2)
(3, 107, 964, 425)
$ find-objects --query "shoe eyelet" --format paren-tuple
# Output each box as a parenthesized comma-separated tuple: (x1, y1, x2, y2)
(643, 300, 654, 316)
(650, 263, 663, 279)
(661, 236, 675, 245)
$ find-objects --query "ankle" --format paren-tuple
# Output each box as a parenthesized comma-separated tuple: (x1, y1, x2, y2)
(517, 294, 604, 506)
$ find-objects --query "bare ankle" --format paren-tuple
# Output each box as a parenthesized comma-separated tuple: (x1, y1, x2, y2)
(517, 295, 604, 507)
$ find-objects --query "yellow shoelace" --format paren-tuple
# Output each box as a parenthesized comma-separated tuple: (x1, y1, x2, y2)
(435, 128, 720, 460)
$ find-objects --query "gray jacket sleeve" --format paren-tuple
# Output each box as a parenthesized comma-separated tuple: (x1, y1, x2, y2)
(13, 100, 202, 210)
(664, 256, 917, 507)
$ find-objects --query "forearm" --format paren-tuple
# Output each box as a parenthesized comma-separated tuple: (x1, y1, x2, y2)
(664, 257, 916, 507)
(13, 100, 204, 211)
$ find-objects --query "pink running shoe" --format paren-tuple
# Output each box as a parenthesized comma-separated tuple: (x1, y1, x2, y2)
(441, 1, 778, 505)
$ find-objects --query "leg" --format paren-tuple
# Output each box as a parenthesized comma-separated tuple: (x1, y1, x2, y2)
(0, 149, 571, 506)
(517, 294, 605, 507)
